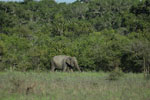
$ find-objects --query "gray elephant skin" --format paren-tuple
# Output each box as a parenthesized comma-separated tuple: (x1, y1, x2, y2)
(51, 55, 81, 72)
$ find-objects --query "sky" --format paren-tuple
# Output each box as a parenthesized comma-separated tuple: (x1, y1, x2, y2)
(0, 0, 76, 3)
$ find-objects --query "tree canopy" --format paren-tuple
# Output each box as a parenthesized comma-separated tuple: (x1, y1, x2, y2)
(0, 0, 150, 72)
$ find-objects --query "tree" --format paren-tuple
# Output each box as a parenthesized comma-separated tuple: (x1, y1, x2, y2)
(24, 0, 34, 4)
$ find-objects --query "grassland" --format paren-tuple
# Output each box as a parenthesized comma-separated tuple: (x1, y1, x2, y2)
(0, 71, 150, 100)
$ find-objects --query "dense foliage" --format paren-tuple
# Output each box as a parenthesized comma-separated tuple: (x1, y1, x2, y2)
(0, 0, 150, 72)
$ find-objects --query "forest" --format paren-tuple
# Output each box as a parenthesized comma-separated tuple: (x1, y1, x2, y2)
(0, 0, 150, 72)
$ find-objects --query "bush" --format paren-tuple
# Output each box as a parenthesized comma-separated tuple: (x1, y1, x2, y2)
(107, 67, 124, 80)
(0, 0, 150, 72)
(0, 41, 5, 56)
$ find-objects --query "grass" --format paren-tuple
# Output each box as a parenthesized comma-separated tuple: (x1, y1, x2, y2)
(0, 71, 150, 100)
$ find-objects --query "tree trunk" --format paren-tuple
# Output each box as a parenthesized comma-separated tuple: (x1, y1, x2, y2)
(143, 57, 146, 78)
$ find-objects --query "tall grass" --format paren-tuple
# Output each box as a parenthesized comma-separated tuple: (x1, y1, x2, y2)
(0, 71, 150, 100)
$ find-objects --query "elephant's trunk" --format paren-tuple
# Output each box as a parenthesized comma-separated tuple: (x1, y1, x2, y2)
(77, 66, 81, 72)
(75, 62, 81, 72)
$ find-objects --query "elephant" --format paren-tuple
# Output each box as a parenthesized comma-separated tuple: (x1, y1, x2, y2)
(51, 55, 81, 72)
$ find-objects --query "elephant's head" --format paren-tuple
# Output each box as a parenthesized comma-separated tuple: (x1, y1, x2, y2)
(66, 57, 81, 72)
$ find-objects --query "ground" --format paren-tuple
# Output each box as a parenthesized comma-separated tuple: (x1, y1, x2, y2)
(0, 71, 150, 100)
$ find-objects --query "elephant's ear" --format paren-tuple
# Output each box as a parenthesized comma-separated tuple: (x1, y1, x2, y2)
(70, 57, 75, 66)
(66, 57, 71, 65)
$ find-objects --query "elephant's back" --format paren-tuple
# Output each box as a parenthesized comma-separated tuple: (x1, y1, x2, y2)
(53, 55, 68, 59)
(53, 55, 68, 65)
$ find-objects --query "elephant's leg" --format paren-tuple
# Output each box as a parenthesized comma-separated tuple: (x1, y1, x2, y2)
(67, 68, 73, 72)
(51, 67, 55, 72)
(51, 60, 55, 72)
(63, 66, 67, 72)
(62, 61, 68, 72)
(66, 67, 70, 72)
(70, 69, 73, 72)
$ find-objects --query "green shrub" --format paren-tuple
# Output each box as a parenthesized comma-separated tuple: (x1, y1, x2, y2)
(0, 41, 5, 56)
(0, 0, 150, 72)
(107, 67, 124, 80)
